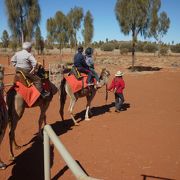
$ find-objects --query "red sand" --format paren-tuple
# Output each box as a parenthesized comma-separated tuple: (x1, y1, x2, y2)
(0, 55, 180, 180)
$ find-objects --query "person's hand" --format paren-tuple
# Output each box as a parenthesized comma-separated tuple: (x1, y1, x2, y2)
(29, 67, 35, 74)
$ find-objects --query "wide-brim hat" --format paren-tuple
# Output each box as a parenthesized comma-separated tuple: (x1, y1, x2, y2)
(115, 70, 124, 76)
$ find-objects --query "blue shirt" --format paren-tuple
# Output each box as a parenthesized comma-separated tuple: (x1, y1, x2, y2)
(74, 52, 89, 69)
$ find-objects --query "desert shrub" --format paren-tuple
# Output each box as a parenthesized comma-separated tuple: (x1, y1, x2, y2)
(45, 44, 54, 49)
(120, 48, 129, 55)
(143, 43, 157, 53)
(9, 41, 18, 52)
(101, 43, 115, 51)
(136, 41, 145, 52)
(120, 42, 132, 52)
(171, 44, 180, 53)
(160, 46, 168, 55)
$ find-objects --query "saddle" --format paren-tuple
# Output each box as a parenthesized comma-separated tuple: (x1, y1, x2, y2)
(12, 66, 51, 107)
(14, 65, 49, 90)
(70, 66, 83, 80)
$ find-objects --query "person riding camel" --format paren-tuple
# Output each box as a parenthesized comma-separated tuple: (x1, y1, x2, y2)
(85, 47, 101, 88)
(11, 41, 50, 98)
(73, 46, 94, 86)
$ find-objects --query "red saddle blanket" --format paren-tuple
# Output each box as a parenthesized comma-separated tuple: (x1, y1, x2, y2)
(14, 81, 40, 107)
(65, 73, 89, 93)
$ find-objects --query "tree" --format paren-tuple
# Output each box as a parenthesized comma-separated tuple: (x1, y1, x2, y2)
(150, 11, 170, 56)
(54, 11, 69, 54)
(67, 7, 83, 48)
(5, 0, 41, 45)
(35, 26, 42, 54)
(1, 30, 9, 48)
(46, 17, 56, 47)
(115, 0, 161, 71)
(82, 10, 94, 47)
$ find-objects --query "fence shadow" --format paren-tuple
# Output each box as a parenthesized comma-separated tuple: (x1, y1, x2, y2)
(7, 119, 74, 180)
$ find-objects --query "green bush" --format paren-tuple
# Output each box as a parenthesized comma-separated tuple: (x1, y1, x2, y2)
(160, 46, 168, 55)
(143, 43, 157, 53)
(120, 42, 132, 52)
(101, 43, 115, 51)
(171, 44, 180, 53)
(120, 48, 129, 55)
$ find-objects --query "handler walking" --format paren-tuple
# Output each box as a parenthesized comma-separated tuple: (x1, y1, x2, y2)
(108, 70, 125, 112)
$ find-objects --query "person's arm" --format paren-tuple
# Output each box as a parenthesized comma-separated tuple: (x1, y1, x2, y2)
(121, 79, 125, 89)
(29, 55, 37, 74)
(11, 54, 17, 67)
(107, 78, 115, 91)
(82, 55, 89, 69)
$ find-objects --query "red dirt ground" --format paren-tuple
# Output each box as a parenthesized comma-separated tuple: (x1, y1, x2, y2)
(0, 54, 180, 180)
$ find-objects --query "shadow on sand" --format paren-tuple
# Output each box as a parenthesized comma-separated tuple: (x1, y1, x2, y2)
(6, 102, 130, 179)
(7, 119, 74, 180)
(128, 65, 162, 72)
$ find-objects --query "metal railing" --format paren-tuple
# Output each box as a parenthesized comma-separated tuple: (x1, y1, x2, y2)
(43, 125, 101, 180)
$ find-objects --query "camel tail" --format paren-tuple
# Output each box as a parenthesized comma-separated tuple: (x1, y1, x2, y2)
(59, 78, 67, 121)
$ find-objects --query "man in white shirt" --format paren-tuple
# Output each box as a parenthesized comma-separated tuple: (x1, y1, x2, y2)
(11, 42, 49, 98)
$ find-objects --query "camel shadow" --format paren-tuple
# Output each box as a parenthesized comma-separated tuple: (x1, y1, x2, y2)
(74, 102, 130, 121)
(7, 119, 75, 180)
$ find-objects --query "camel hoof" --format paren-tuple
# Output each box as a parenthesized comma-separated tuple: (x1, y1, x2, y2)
(85, 118, 91, 121)
(74, 122, 79, 126)
(0, 162, 7, 170)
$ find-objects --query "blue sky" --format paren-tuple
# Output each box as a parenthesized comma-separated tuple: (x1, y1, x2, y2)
(0, 0, 180, 44)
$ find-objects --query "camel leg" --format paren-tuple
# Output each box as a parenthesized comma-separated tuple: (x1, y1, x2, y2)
(38, 103, 49, 137)
(85, 90, 96, 121)
(9, 118, 20, 160)
(85, 106, 90, 121)
(0, 123, 8, 169)
(9, 98, 25, 160)
(69, 98, 79, 126)
(0, 107, 8, 169)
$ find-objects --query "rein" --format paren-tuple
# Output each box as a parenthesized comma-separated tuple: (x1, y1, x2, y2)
(105, 84, 108, 103)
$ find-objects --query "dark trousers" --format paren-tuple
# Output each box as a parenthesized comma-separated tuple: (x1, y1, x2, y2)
(76, 67, 93, 84)
(115, 93, 124, 110)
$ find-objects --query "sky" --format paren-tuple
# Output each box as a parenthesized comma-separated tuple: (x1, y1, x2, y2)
(0, 0, 180, 44)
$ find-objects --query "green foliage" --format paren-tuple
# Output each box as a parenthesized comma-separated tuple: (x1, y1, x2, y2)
(115, 0, 162, 70)
(35, 26, 44, 54)
(82, 10, 94, 47)
(9, 37, 18, 52)
(143, 43, 158, 53)
(120, 42, 132, 52)
(160, 46, 168, 55)
(67, 6, 83, 46)
(1, 30, 9, 48)
(101, 43, 115, 51)
(120, 48, 129, 55)
(170, 44, 180, 53)
(150, 11, 170, 42)
(5, 0, 41, 43)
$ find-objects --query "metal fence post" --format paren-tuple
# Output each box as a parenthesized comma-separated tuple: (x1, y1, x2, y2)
(43, 129, 50, 180)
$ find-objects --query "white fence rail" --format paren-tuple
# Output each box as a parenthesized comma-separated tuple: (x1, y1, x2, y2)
(43, 125, 101, 180)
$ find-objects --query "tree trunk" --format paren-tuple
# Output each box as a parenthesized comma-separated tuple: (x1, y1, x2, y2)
(131, 31, 136, 72)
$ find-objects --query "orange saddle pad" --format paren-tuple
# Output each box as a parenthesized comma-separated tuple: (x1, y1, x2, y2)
(14, 81, 40, 107)
(65, 73, 89, 93)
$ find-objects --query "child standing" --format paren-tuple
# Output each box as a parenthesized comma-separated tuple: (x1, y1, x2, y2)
(108, 70, 125, 112)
